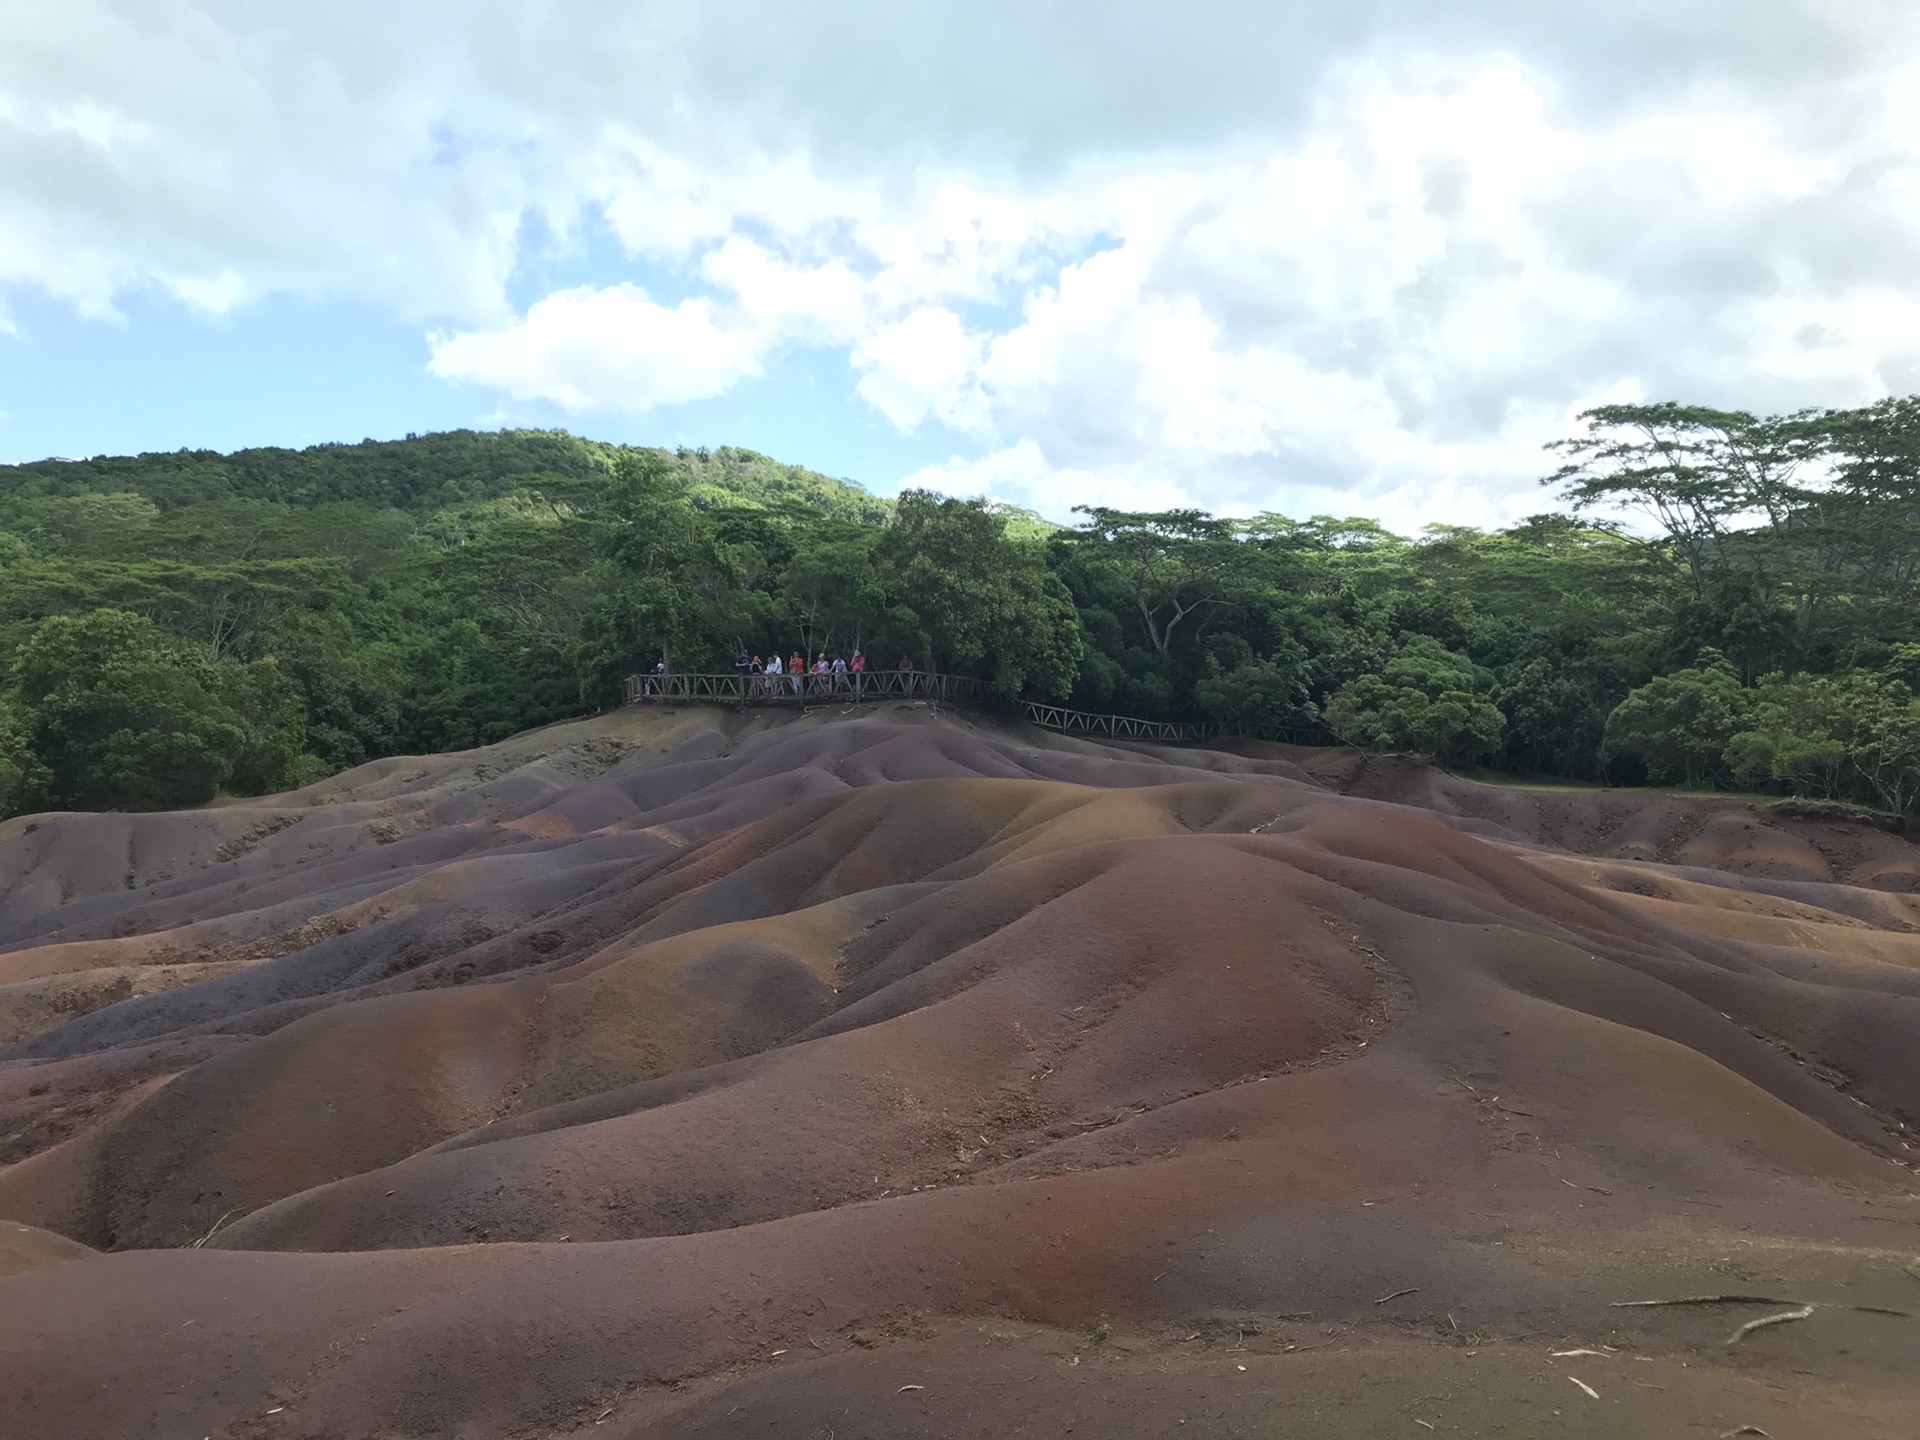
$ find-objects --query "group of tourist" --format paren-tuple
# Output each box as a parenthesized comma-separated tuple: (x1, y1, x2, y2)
(636, 650, 921, 698)
(732, 649, 916, 695)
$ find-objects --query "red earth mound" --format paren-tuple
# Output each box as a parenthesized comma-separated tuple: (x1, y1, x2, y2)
(3, 702, 1920, 1438)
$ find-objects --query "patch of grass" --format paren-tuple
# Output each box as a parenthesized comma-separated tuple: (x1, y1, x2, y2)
(1447, 765, 1610, 794)
(1448, 764, 1758, 802)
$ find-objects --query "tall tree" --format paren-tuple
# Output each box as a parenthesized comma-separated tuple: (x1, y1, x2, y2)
(880, 492, 1084, 696)
(1546, 402, 1813, 591)
(1070, 508, 1242, 657)
(12, 609, 316, 810)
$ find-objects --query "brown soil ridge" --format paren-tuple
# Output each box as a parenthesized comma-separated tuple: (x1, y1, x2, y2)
(2, 703, 1919, 1438)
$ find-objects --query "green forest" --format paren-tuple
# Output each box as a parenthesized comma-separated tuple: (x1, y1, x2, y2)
(0, 399, 1917, 820)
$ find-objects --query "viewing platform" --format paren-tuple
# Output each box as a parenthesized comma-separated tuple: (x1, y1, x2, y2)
(622, 669, 984, 706)
(620, 671, 1333, 747)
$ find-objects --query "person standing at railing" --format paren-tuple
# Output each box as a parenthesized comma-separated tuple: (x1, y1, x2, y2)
(789, 651, 806, 694)
(832, 654, 847, 692)
(763, 652, 781, 695)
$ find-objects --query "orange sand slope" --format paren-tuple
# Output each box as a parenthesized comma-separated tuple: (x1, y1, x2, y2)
(3, 702, 1919, 1440)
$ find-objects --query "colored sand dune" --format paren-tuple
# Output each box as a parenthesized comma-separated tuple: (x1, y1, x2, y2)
(2, 703, 1919, 1438)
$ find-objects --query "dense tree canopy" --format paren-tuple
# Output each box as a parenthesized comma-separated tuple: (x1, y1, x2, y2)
(1, 400, 1918, 818)
(10, 608, 314, 810)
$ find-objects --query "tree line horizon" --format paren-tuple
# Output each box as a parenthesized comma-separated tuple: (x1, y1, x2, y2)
(0, 400, 1915, 818)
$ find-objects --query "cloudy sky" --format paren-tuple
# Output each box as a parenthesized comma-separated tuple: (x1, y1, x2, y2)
(4, 2, 1919, 528)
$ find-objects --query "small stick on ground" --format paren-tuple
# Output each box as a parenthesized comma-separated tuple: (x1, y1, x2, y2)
(1547, 1167, 1613, 1196)
(1567, 1376, 1599, 1399)
(191, 1209, 238, 1249)
(1727, 1306, 1815, 1344)
(1374, 1288, 1420, 1306)
(1611, 1295, 1804, 1309)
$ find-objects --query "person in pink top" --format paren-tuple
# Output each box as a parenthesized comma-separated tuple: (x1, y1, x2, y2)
(850, 651, 865, 674)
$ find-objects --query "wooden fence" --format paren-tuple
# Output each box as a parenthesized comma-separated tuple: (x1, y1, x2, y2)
(623, 669, 985, 705)
(623, 670, 1343, 749)
(1015, 701, 1211, 744)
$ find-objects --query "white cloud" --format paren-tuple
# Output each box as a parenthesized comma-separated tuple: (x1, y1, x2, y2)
(427, 285, 764, 411)
(696, 237, 868, 347)
(846, 52, 1920, 526)
(6, 3, 1920, 526)
(902, 439, 1186, 517)
(852, 309, 984, 432)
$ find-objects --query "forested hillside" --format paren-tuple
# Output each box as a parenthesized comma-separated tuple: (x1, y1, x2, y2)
(0, 400, 1917, 819)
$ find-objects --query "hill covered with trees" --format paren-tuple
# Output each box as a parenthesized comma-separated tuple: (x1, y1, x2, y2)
(0, 401, 1917, 820)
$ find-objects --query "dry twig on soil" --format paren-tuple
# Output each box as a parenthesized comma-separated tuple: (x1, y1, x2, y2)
(1611, 1294, 1802, 1309)
(1613, 1293, 1911, 1346)
(1726, 1306, 1815, 1344)
(190, 1209, 238, 1249)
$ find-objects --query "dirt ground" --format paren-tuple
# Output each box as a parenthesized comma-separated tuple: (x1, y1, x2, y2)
(603, 1316, 1920, 1440)
(1, 703, 1917, 1438)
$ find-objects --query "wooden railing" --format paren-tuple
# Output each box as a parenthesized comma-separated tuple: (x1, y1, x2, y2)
(1236, 720, 1345, 748)
(1017, 705, 1339, 747)
(1017, 701, 1211, 744)
(623, 670, 985, 705)
(622, 670, 1343, 748)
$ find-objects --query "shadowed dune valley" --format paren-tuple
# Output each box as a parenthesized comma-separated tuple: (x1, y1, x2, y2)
(4, 701, 1920, 1438)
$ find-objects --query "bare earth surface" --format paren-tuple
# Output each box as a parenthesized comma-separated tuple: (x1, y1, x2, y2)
(2, 701, 1918, 1438)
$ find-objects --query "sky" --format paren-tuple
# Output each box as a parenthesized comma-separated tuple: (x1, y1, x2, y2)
(4, 2, 1920, 531)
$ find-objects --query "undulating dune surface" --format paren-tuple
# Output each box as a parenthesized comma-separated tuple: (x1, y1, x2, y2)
(3, 702, 1919, 1438)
